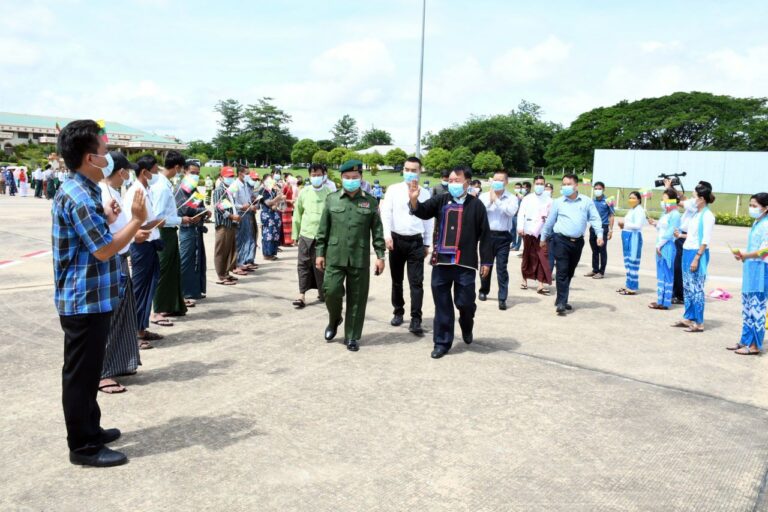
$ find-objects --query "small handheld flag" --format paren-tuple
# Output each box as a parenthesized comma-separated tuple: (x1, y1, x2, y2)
(180, 175, 199, 194)
(639, 189, 652, 199)
(758, 247, 768, 261)
(96, 119, 108, 143)
(606, 196, 616, 207)
(582, 178, 591, 185)
(217, 198, 234, 211)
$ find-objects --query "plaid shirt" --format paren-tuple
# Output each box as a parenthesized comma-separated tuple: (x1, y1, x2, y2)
(52, 172, 119, 316)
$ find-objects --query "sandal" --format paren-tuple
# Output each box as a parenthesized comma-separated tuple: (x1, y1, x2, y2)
(216, 280, 237, 286)
(726, 343, 745, 351)
(151, 317, 174, 327)
(592, 273, 604, 279)
(292, 298, 306, 308)
(616, 288, 627, 293)
(683, 326, 704, 333)
(139, 340, 154, 350)
(619, 289, 637, 296)
(671, 321, 691, 328)
(648, 302, 668, 310)
(734, 347, 760, 355)
(98, 380, 126, 394)
(232, 269, 248, 276)
(139, 331, 164, 341)
(184, 299, 196, 307)
(520, 283, 528, 290)
(537, 288, 550, 295)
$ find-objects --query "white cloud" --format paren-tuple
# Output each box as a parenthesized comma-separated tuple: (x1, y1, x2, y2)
(0, 37, 42, 66)
(639, 40, 681, 53)
(491, 35, 572, 83)
(704, 45, 768, 94)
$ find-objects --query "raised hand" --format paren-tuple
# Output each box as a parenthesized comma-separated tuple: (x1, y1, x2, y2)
(131, 189, 147, 224)
(408, 179, 421, 202)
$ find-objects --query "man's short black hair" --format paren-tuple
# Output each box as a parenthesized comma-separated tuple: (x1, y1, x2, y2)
(563, 173, 579, 184)
(136, 155, 158, 173)
(514, 182, 522, 187)
(451, 165, 472, 180)
(164, 150, 186, 169)
(405, 156, 422, 166)
(440, 169, 451, 178)
(309, 163, 327, 173)
(493, 169, 509, 177)
(57, 119, 101, 170)
(470, 179, 482, 187)
(594, 181, 605, 188)
(183, 159, 200, 170)
(522, 182, 531, 189)
(533, 175, 545, 182)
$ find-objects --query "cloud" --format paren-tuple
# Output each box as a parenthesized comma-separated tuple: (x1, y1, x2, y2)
(0, 37, 42, 66)
(704, 45, 768, 94)
(491, 36, 572, 83)
(639, 40, 681, 53)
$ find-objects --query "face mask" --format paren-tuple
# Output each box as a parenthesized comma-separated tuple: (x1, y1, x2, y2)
(253, 180, 261, 188)
(561, 185, 574, 197)
(403, 171, 419, 183)
(223, 177, 234, 186)
(513, 188, 521, 194)
(245, 177, 255, 187)
(628, 197, 639, 206)
(594, 189, 603, 198)
(342, 178, 361, 192)
(147, 172, 159, 186)
(441, 180, 449, 187)
(521, 189, 529, 196)
(534, 185, 545, 195)
(544, 190, 552, 198)
(310, 176, 324, 188)
(187, 174, 200, 187)
(749, 207, 765, 219)
(448, 183, 466, 198)
(92, 153, 114, 178)
(491, 181, 505, 191)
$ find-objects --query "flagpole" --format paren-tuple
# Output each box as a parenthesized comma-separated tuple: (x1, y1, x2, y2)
(415, 0, 426, 158)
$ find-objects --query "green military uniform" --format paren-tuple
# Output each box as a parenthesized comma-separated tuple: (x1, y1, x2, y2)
(316, 184, 386, 342)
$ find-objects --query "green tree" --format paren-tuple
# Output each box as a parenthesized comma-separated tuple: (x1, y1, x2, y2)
(357, 127, 393, 148)
(291, 138, 319, 164)
(330, 114, 359, 148)
(384, 148, 408, 167)
(328, 147, 348, 167)
(312, 149, 329, 165)
(315, 139, 336, 152)
(363, 151, 385, 168)
(449, 146, 474, 168)
(422, 147, 451, 172)
(212, 98, 243, 160)
(239, 97, 295, 165)
(472, 150, 503, 176)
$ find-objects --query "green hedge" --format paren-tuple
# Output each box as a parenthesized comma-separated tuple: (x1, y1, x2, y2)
(714, 213, 753, 227)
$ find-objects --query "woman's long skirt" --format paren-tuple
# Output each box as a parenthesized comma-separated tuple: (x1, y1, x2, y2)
(682, 249, 708, 324)
(622, 231, 643, 291)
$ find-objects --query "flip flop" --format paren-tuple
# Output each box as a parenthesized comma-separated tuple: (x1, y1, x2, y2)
(292, 299, 306, 309)
(619, 290, 637, 295)
(520, 284, 528, 290)
(726, 344, 745, 351)
(592, 274, 604, 279)
(216, 280, 237, 286)
(671, 321, 690, 328)
(734, 348, 760, 355)
(648, 303, 668, 310)
(684, 326, 704, 333)
(537, 289, 550, 295)
(98, 381, 126, 394)
(151, 318, 173, 327)
(139, 331, 164, 341)
(184, 299, 196, 307)
(139, 340, 154, 350)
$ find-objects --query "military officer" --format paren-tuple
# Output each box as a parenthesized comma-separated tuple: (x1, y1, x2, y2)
(316, 159, 386, 352)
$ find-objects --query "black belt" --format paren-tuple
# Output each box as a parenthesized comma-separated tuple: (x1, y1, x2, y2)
(392, 232, 423, 241)
(556, 233, 583, 242)
(491, 230, 510, 236)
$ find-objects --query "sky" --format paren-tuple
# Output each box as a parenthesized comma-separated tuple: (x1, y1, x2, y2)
(1, 0, 767, 145)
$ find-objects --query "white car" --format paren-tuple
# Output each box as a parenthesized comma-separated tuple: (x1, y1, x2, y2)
(205, 160, 224, 167)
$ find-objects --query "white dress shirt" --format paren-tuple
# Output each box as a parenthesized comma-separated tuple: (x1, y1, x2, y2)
(380, 181, 434, 246)
(124, 180, 159, 241)
(150, 173, 182, 227)
(99, 182, 131, 255)
(516, 192, 552, 236)
(683, 208, 716, 250)
(480, 190, 519, 232)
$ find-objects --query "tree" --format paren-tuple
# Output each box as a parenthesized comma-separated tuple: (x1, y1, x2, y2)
(357, 127, 393, 148)
(291, 138, 319, 164)
(449, 146, 474, 169)
(330, 114, 359, 148)
(238, 97, 295, 165)
(214, 99, 243, 138)
(363, 151, 384, 167)
(384, 148, 408, 167)
(315, 139, 336, 152)
(312, 149, 329, 165)
(328, 147, 348, 167)
(422, 147, 451, 172)
(545, 92, 768, 171)
(473, 150, 503, 176)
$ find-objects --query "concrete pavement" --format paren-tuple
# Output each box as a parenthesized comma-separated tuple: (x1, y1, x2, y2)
(0, 194, 766, 511)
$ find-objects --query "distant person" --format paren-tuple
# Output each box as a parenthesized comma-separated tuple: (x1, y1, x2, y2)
(584, 181, 614, 279)
(672, 187, 697, 305)
(541, 174, 603, 316)
(730, 192, 768, 355)
(648, 188, 681, 310)
(517, 175, 553, 294)
(213, 167, 241, 285)
(521, 181, 531, 197)
(616, 191, 646, 296)
(468, 179, 482, 197)
(176, 160, 210, 302)
(259, 173, 285, 261)
(18, 168, 28, 196)
(53, 120, 146, 467)
(509, 182, 524, 251)
(671, 181, 716, 333)
(372, 179, 383, 200)
(431, 169, 450, 197)
(33, 166, 43, 198)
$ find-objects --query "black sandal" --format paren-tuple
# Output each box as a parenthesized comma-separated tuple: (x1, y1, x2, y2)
(292, 298, 306, 309)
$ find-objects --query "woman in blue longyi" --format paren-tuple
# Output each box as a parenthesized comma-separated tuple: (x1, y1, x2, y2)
(649, 188, 681, 310)
(617, 191, 646, 296)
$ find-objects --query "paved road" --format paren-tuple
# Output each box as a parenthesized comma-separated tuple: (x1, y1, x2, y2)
(1, 195, 766, 511)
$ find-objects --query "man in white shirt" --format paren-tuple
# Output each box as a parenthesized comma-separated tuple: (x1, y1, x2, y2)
(380, 156, 434, 335)
(33, 167, 43, 198)
(517, 174, 554, 294)
(125, 155, 166, 341)
(478, 170, 519, 310)
(150, 151, 197, 317)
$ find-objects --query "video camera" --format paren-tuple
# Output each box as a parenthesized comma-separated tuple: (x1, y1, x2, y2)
(655, 172, 686, 190)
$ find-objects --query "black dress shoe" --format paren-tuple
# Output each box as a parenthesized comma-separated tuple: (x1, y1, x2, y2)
(390, 314, 404, 326)
(69, 446, 128, 467)
(556, 304, 566, 316)
(478, 292, 487, 301)
(408, 318, 424, 336)
(462, 332, 473, 345)
(431, 346, 449, 359)
(100, 428, 121, 444)
(324, 318, 343, 341)
(498, 301, 507, 310)
(347, 339, 359, 351)
(565, 304, 573, 311)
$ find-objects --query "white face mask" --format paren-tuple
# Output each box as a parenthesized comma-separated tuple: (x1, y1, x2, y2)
(147, 172, 159, 186)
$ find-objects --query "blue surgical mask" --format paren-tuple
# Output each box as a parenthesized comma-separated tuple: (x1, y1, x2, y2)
(561, 185, 574, 196)
(310, 176, 324, 188)
(513, 188, 521, 194)
(448, 183, 465, 198)
(544, 190, 552, 197)
(223, 177, 234, 186)
(403, 171, 418, 183)
(534, 184, 545, 195)
(245, 177, 255, 187)
(491, 181, 505, 191)
(520, 189, 528, 196)
(749, 207, 765, 219)
(92, 153, 114, 178)
(594, 189, 603, 198)
(342, 178, 361, 192)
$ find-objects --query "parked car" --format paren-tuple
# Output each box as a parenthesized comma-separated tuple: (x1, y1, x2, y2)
(205, 160, 223, 167)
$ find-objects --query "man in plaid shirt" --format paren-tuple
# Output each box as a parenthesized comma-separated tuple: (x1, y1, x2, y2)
(53, 120, 147, 467)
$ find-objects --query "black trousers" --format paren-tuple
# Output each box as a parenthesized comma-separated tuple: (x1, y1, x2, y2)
(432, 264, 476, 348)
(589, 225, 610, 274)
(551, 234, 585, 307)
(389, 233, 425, 320)
(672, 235, 685, 301)
(480, 231, 513, 301)
(60, 312, 112, 453)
